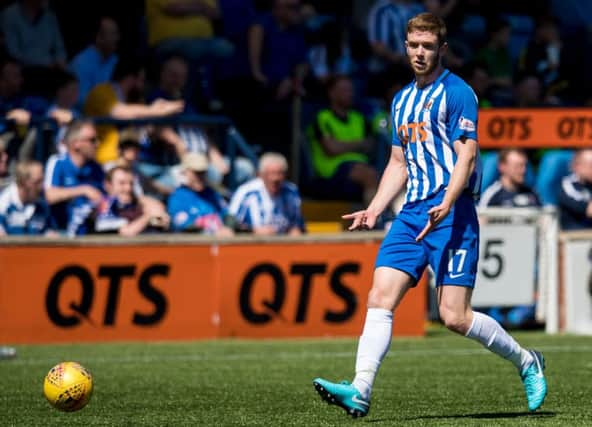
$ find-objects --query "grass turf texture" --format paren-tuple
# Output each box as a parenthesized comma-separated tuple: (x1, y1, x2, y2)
(2, 330, 591, 426)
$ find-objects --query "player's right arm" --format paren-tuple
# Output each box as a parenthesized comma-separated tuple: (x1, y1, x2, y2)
(343, 146, 407, 230)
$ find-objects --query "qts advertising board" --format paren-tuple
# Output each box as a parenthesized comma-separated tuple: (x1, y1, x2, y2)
(0, 239, 425, 343)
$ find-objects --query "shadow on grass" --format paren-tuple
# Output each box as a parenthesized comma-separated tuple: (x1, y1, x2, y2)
(366, 411, 556, 423)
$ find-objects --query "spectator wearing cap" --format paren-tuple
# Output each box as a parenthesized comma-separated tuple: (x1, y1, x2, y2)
(0, 160, 55, 235)
(44, 120, 105, 235)
(167, 152, 234, 236)
(94, 165, 169, 236)
(229, 152, 304, 235)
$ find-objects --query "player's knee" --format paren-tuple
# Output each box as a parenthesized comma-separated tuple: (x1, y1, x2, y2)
(367, 285, 392, 310)
(439, 308, 471, 334)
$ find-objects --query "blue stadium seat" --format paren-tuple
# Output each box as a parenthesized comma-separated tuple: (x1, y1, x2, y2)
(535, 150, 574, 206)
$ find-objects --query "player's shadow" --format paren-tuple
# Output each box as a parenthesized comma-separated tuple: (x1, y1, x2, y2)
(367, 411, 556, 423)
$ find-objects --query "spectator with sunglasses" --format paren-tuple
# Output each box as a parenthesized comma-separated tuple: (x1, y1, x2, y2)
(44, 120, 105, 235)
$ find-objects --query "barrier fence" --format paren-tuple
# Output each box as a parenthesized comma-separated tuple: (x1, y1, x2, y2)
(0, 233, 426, 343)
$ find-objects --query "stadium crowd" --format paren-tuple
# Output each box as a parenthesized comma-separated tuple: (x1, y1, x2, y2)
(0, 0, 591, 237)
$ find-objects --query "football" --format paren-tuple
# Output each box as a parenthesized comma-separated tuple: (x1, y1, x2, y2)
(43, 362, 93, 412)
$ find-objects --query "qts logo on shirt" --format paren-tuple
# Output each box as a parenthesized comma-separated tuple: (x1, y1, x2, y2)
(398, 121, 428, 145)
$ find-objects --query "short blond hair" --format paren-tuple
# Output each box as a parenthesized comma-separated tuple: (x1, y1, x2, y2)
(407, 12, 447, 45)
(15, 160, 42, 186)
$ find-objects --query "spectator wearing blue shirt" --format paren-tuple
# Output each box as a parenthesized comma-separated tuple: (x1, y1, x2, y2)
(479, 149, 541, 208)
(168, 152, 234, 236)
(229, 152, 304, 235)
(557, 148, 592, 230)
(248, 0, 307, 93)
(44, 120, 105, 235)
(0, 160, 55, 235)
(69, 17, 120, 107)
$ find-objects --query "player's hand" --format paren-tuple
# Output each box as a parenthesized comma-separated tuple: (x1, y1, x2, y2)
(415, 202, 451, 241)
(342, 209, 378, 231)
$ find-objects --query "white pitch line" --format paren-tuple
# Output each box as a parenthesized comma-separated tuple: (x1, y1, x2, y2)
(5, 344, 592, 367)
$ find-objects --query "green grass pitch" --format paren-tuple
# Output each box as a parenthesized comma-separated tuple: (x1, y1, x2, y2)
(2, 330, 592, 426)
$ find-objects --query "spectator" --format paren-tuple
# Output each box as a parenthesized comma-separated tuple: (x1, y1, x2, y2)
(229, 152, 304, 235)
(95, 165, 169, 236)
(0, 58, 48, 130)
(557, 148, 592, 230)
(248, 0, 307, 93)
(84, 58, 184, 164)
(307, 75, 378, 204)
(246, 0, 308, 154)
(168, 152, 234, 236)
(520, 16, 562, 87)
(146, 0, 233, 62)
(69, 16, 120, 106)
(366, 0, 424, 73)
(1, 0, 66, 68)
(0, 160, 55, 235)
(145, 0, 234, 104)
(0, 135, 10, 191)
(513, 73, 545, 108)
(105, 128, 173, 198)
(44, 120, 104, 235)
(148, 55, 196, 113)
(479, 149, 541, 208)
(46, 71, 80, 154)
(475, 17, 514, 95)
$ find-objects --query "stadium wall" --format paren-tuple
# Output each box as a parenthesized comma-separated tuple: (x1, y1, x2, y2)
(0, 234, 426, 343)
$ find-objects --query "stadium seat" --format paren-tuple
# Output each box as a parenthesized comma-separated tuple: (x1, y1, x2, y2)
(535, 149, 574, 206)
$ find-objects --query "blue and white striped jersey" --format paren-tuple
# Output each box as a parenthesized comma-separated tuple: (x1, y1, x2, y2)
(391, 69, 482, 204)
(228, 178, 304, 234)
(0, 183, 54, 235)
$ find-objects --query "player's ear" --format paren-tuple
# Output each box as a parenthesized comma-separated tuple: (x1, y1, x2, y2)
(439, 41, 448, 56)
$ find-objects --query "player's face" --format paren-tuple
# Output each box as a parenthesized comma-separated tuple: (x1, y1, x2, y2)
(110, 170, 134, 204)
(406, 31, 445, 77)
(261, 163, 286, 196)
(500, 152, 527, 186)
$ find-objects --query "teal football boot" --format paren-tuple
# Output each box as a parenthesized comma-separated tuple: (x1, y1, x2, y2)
(313, 378, 369, 418)
(520, 350, 547, 411)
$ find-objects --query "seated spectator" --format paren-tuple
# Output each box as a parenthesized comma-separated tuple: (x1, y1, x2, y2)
(1, 0, 66, 68)
(307, 75, 378, 203)
(44, 120, 105, 235)
(479, 148, 541, 208)
(168, 152, 234, 236)
(557, 148, 592, 230)
(229, 152, 304, 235)
(105, 128, 173, 198)
(84, 58, 184, 164)
(95, 165, 169, 236)
(0, 58, 48, 131)
(69, 16, 120, 106)
(520, 16, 562, 88)
(0, 160, 55, 235)
(0, 135, 11, 192)
(145, 0, 234, 104)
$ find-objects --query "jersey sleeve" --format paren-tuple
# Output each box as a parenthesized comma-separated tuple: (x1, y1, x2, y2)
(167, 192, 194, 231)
(44, 156, 63, 189)
(447, 83, 478, 143)
(390, 95, 402, 147)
